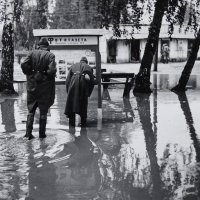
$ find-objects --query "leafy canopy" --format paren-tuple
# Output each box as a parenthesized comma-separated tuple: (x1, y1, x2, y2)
(97, 0, 200, 37)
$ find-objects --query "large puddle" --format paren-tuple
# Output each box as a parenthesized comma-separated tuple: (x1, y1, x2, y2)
(0, 74, 200, 200)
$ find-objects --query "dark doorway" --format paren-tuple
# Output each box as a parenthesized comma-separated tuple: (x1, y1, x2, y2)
(130, 39, 140, 62)
(107, 39, 117, 63)
(160, 39, 170, 63)
(161, 39, 170, 48)
(188, 39, 194, 58)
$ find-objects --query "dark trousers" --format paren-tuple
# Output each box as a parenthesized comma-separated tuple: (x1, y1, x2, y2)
(68, 113, 87, 127)
(26, 102, 48, 139)
(28, 102, 47, 117)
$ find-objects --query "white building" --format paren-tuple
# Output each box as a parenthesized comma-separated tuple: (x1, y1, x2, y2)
(104, 24, 198, 64)
(33, 24, 198, 67)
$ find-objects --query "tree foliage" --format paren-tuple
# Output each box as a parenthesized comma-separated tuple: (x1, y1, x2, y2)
(13, 0, 48, 50)
(97, 0, 200, 37)
(49, 0, 99, 29)
(97, 0, 200, 93)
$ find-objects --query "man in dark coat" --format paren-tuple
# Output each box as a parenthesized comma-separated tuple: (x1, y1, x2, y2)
(21, 38, 57, 140)
(64, 57, 94, 127)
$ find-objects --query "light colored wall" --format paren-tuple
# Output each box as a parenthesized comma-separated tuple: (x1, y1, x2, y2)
(116, 40, 130, 63)
(168, 39, 177, 60)
(99, 35, 107, 63)
(176, 39, 188, 61)
(101, 30, 193, 63)
(138, 38, 189, 62)
(139, 39, 147, 59)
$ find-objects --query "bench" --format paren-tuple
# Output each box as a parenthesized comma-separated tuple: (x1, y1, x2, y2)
(101, 72, 135, 98)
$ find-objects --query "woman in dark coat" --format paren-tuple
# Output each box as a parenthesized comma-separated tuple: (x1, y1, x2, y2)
(21, 38, 57, 140)
(64, 57, 94, 127)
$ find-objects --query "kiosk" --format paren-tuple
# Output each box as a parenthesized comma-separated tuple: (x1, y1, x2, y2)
(33, 29, 103, 125)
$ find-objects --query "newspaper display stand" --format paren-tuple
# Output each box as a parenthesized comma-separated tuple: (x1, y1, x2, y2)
(33, 29, 103, 124)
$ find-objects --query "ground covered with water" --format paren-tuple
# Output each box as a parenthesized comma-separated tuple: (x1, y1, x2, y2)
(0, 74, 200, 200)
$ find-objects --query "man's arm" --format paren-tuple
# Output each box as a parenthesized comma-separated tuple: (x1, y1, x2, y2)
(21, 52, 33, 75)
(47, 54, 57, 76)
(87, 67, 95, 97)
(66, 67, 73, 92)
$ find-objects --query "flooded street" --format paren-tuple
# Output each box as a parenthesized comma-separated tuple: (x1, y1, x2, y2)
(0, 74, 200, 200)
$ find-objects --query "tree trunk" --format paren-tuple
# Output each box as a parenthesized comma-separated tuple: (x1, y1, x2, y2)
(133, 0, 168, 93)
(171, 29, 200, 92)
(0, 0, 16, 95)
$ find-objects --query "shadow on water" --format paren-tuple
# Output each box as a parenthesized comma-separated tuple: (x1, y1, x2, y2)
(0, 75, 200, 199)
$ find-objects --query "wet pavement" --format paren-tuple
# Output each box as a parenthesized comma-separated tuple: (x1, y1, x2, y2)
(0, 73, 200, 200)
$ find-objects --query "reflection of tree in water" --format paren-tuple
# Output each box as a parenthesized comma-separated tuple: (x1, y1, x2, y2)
(92, 93, 164, 199)
(159, 74, 169, 89)
(175, 92, 200, 162)
(97, 141, 151, 200)
(134, 93, 164, 200)
(160, 91, 200, 199)
(87, 90, 200, 200)
(95, 126, 123, 200)
(123, 97, 135, 119)
(161, 143, 186, 193)
(94, 125, 152, 198)
(1, 99, 16, 133)
(54, 85, 67, 125)
(174, 91, 200, 197)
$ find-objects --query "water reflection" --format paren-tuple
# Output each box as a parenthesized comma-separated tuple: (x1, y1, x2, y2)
(134, 92, 164, 200)
(0, 99, 16, 133)
(0, 78, 200, 199)
(92, 127, 123, 199)
(102, 86, 111, 101)
(174, 91, 200, 162)
(123, 97, 135, 119)
(102, 97, 134, 124)
(152, 73, 199, 90)
(51, 127, 101, 199)
(174, 91, 200, 198)
(0, 137, 29, 199)
(26, 141, 57, 200)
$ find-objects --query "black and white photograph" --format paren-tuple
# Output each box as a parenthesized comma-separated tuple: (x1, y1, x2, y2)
(0, 0, 200, 199)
